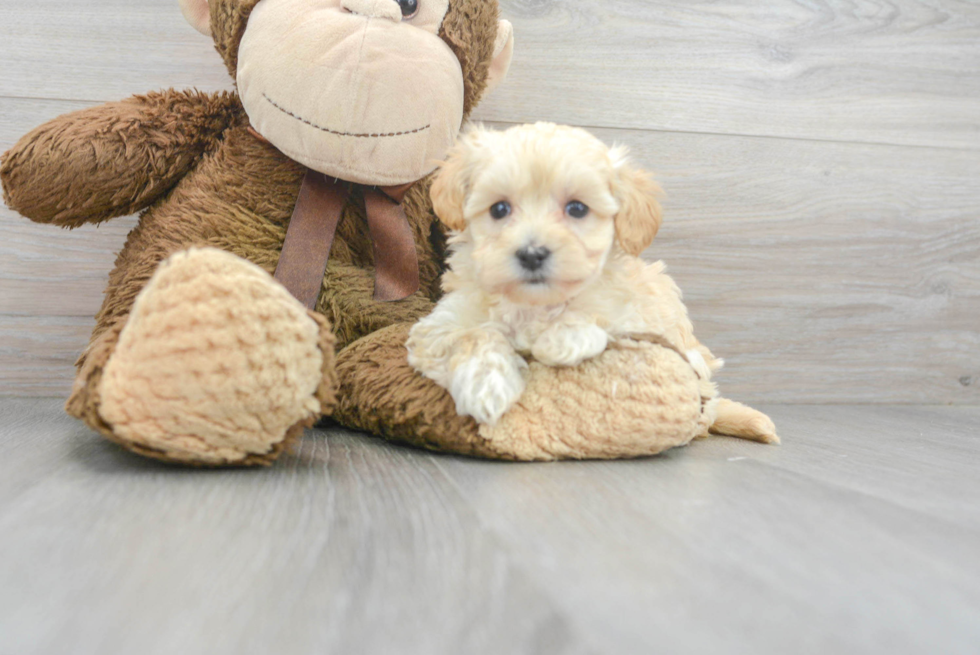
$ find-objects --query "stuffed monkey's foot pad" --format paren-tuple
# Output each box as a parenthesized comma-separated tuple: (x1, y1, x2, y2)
(334, 323, 709, 461)
(97, 248, 333, 466)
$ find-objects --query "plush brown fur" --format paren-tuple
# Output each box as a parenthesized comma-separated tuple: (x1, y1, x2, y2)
(1, 91, 240, 228)
(211, 0, 263, 78)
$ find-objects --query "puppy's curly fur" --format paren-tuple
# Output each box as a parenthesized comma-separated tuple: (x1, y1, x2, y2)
(408, 123, 778, 443)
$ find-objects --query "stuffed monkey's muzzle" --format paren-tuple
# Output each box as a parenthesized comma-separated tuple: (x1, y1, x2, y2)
(341, 0, 402, 21)
(237, 0, 465, 186)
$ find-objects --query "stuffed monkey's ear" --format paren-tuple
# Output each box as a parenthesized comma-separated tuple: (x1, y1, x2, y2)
(180, 0, 212, 36)
(485, 20, 515, 95)
(610, 146, 664, 257)
(430, 135, 480, 233)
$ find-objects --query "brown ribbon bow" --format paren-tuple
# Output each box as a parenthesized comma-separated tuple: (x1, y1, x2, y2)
(274, 170, 421, 309)
(250, 126, 420, 309)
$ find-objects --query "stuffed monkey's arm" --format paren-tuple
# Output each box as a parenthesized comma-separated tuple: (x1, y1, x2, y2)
(1, 90, 240, 228)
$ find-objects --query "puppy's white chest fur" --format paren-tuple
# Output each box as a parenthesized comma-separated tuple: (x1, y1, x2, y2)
(487, 300, 569, 353)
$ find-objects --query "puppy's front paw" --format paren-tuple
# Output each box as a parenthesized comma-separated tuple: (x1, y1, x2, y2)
(532, 323, 609, 367)
(450, 353, 527, 427)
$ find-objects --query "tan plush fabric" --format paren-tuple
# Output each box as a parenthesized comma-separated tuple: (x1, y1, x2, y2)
(334, 324, 706, 461)
(97, 248, 333, 465)
(482, 339, 709, 459)
(180, 0, 212, 36)
(238, 0, 467, 185)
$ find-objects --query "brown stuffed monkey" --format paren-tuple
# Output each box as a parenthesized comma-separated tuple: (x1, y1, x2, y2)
(1, 0, 773, 466)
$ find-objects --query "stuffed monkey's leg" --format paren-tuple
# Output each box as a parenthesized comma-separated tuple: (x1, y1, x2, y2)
(67, 248, 337, 466)
(709, 398, 780, 445)
(316, 262, 437, 350)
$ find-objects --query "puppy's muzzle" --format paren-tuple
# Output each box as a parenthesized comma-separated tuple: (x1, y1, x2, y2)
(515, 245, 551, 272)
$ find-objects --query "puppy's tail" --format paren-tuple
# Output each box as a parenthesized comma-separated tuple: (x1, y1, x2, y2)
(709, 398, 780, 445)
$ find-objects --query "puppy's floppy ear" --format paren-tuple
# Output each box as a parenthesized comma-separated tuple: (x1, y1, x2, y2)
(610, 146, 664, 256)
(430, 146, 468, 232)
(431, 126, 485, 232)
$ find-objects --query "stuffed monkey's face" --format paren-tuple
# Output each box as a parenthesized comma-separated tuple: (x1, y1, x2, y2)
(236, 0, 465, 186)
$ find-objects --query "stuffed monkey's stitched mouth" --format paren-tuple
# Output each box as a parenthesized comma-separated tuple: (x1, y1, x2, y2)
(263, 93, 431, 139)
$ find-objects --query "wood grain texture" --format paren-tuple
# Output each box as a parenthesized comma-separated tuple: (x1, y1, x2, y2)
(474, 0, 980, 149)
(1, 399, 978, 654)
(1, 0, 978, 148)
(433, 404, 980, 655)
(0, 316, 98, 397)
(709, 405, 980, 526)
(600, 126, 980, 404)
(1, 1, 978, 401)
(0, 0, 232, 102)
(0, 399, 596, 655)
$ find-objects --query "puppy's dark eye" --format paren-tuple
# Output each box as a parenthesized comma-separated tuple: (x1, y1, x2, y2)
(397, 0, 419, 18)
(490, 201, 512, 220)
(566, 201, 590, 219)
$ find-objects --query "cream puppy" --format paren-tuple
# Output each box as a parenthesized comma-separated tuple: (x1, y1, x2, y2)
(407, 123, 777, 443)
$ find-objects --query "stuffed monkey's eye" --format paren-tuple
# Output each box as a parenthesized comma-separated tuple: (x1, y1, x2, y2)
(490, 201, 512, 220)
(566, 201, 590, 219)
(397, 0, 419, 18)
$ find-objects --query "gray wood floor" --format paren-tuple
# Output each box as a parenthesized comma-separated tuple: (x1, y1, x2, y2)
(1, 400, 978, 655)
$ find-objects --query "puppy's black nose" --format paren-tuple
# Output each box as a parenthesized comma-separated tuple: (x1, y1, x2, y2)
(516, 246, 551, 272)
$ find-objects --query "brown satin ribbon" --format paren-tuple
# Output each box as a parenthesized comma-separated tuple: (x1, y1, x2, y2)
(273, 170, 348, 310)
(363, 182, 419, 302)
(259, 131, 421, 309)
